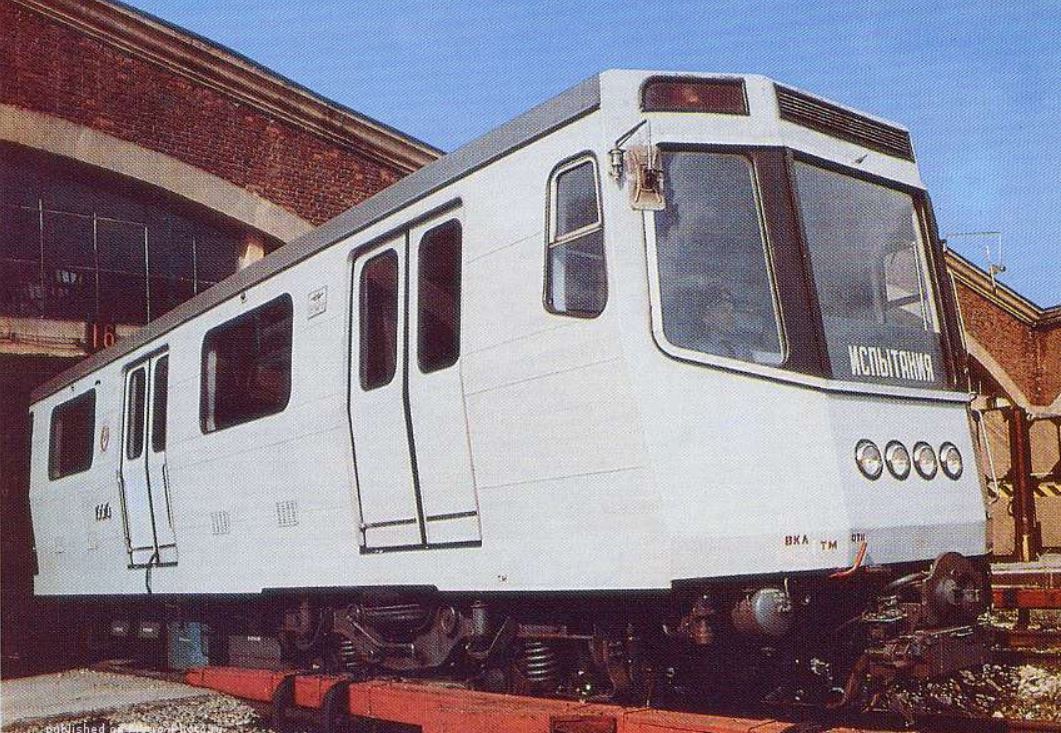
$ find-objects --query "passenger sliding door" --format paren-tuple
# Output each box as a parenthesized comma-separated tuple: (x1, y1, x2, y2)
(407, 216, 480, 544)
(349, 239, 422, 548)
(119, 350, 176, 566)
(348, 216, 481, 550)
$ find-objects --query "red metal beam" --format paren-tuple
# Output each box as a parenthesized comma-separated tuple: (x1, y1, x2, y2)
(184, 666, 292, 702)
(994, 586, 1061, 609)
(992, 568, 1061, 590)
(345, 680, 621, 733)
(1008, 406, 1042, 561)
(184, 669, 879, 732)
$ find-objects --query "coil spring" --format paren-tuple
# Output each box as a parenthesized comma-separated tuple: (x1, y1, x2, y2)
(335, 638, 362, 672)
(518, 640, 561, 688)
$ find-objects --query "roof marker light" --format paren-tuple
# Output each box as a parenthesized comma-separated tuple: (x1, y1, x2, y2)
(641, 78, 748, 115)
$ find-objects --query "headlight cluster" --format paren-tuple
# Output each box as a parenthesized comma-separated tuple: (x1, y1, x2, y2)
(855, 439, 962, 481)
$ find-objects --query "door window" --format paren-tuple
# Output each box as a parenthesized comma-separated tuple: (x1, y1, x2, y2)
(126, 369, 146, 460)
(152, 355, 168, 452)
(360, 250, 400, 390)
(417, 220, 462, 373)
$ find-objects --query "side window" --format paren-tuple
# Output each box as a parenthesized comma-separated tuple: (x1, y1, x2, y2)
(151, 356, 168, 452)
(126, 368, 146, 459)
(48, 390, 95, 479)
(201, 294, 293, 432)
(418, 220, 462, 373)
(546, 158, 607, 316)
(360, 251, 399, 390)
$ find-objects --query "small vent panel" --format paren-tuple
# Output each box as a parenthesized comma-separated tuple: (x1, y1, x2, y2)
(210, 510, 231, 535)
(276, 500, 299, 527)
(774, 84, 914, 161)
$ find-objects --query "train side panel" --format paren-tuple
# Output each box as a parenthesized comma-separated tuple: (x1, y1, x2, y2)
(30, 105, 671, 597)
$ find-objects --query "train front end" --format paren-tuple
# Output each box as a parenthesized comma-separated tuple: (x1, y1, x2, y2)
(605, 71, 991, 703)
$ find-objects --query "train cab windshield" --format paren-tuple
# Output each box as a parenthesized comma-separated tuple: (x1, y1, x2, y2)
(651, 150, 949, 390)
(794, 161, 945, 388)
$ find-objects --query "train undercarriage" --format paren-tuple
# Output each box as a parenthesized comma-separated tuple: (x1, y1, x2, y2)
(73, 553, 992, 710)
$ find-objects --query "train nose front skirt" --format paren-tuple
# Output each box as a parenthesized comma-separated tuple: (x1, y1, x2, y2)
(838, 551, 991, 706)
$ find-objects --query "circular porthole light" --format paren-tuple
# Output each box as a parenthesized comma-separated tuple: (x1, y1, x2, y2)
(855, 440, 883, 480)
(884, 441, 911, 480)
(912, 442, 938, 479)
(940, 443, 963, 480)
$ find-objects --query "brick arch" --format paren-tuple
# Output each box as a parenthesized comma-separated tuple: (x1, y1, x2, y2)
(964, 332, 1033, 408)
(1, 104, 313, 242)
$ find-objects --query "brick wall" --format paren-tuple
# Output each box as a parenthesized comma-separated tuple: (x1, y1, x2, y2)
(1, 2, 404, 227)
(955, 281, 1039, 397)
(1036, 322, 1061, 407)
(955, 280, 1061, 407)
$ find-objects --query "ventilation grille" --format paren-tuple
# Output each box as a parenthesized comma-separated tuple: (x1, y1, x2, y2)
(210, 510, 231, 536)
(276, 500, 299, 528)
(774, 84, 914, 161)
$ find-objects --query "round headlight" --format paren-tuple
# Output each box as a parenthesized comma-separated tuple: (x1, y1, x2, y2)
(884, 441, 911, 479)
(912, 442, 938, 479)
(940, 443, 963, 479)
(855, 439, 883, 480)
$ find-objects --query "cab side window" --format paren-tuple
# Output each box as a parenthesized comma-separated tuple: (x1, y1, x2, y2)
(545, 158, 607, 316)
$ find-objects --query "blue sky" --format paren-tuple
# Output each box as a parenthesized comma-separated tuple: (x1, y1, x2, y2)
(129, 0, 1060, 307)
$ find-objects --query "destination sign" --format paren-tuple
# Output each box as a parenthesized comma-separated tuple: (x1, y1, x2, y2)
(847, 344, 935, 383)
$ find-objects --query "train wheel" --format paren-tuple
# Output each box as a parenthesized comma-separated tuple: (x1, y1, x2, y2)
(319, 681, 353, 733)
(589, 630, 650, 704)
(477, 665, 509, 693)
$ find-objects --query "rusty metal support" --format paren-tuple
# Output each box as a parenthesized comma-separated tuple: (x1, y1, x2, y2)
(1008, 406, 1042, 563)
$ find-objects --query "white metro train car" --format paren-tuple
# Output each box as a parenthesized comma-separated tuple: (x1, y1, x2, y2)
(29, 70, 990, 703)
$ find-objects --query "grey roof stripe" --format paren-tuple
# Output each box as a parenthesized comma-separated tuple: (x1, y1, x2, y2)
(31, 74, 602, 404)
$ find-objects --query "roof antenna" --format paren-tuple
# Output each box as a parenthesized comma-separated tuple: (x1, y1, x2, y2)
(945, 230, 1005, 290)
